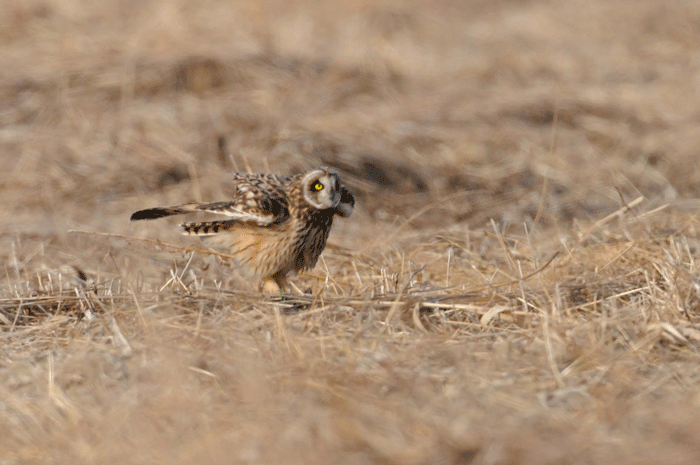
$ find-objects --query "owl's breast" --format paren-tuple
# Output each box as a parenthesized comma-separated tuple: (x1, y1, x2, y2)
(290, 210, 335, 272)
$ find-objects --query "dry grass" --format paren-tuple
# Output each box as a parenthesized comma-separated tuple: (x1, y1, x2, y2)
(3, 0, 700, 463)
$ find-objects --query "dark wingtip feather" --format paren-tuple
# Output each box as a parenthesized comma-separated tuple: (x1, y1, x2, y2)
(334, 186, 355, 218)
(130, 208, 172, 221)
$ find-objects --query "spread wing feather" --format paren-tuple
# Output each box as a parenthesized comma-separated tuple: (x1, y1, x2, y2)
(334, 185, 355, 218)
(181, 220, 239, 236)
(130, 174, 291, 227)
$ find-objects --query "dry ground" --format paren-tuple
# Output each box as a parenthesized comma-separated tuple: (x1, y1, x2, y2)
(2, 0, 700, 463)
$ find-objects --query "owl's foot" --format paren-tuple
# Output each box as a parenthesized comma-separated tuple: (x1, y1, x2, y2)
(262, 278, 283, 294)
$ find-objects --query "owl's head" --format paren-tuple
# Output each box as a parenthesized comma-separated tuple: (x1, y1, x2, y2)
(301, 168, 353, 217)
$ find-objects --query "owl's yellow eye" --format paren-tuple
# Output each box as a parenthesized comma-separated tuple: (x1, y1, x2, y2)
(313, 182, 324, 191)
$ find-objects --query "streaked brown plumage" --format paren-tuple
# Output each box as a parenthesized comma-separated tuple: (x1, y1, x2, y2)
(130, 167, 354, 292)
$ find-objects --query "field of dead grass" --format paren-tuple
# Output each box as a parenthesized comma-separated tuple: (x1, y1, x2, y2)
(3, 0, 700, 463)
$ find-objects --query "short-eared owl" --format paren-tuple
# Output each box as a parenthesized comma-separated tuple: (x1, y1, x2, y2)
(130, 167, 355, 292)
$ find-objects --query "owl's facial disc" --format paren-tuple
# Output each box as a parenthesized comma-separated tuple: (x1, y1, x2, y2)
(302, 169, 341, 210)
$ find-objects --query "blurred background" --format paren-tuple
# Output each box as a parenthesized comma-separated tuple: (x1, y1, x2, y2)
(2, 0, 699, 241)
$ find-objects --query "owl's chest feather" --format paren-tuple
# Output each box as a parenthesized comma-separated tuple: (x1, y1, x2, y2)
(288, 209, 335, 271)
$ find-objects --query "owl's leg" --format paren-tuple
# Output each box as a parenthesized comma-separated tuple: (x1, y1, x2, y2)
(261, 278, 282, 293)
(275, 274, 291, 294)
(261, 272, 291, 294)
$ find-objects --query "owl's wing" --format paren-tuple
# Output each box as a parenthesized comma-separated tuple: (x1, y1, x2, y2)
(130, 175, 291, 226)
(334, 185, 355, 218)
